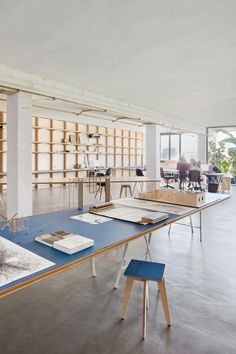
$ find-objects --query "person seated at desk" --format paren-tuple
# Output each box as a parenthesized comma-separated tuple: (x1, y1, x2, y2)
(190, 159, 201, 172)
(177, 155, 189, 190)
(209, 161, 221, 173)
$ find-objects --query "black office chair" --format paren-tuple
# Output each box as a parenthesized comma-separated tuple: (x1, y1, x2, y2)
(160, 167, 174, 189)
(95, 168, 112, 199)
(178, 172, 188, 190)
(136, 168, 144, 177)
(188, 170, 202, 191)
(133, 168, 144, 194)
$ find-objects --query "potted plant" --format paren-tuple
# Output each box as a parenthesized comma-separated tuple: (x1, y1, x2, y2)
(217, 129, 236, 184)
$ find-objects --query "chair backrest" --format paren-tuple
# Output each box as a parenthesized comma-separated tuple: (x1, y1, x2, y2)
(105, 167, 112, 176)
(160, 167, 165, 178)
(189, 170, 201, 183)
(136, 168, 144, 176)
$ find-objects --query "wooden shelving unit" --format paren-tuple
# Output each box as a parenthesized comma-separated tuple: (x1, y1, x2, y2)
(0, 115, 144, 185)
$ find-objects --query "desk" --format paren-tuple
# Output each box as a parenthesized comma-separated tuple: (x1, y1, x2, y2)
(0, 193, 229, 298)
(205, 173, 232, 192)
(76, 176, 161, 208)
(163, 169, 179, 179)
(0, 176, 161, 210)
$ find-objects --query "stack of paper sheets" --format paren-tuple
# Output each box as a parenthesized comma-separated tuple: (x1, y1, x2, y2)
(35, 231, 94, 255)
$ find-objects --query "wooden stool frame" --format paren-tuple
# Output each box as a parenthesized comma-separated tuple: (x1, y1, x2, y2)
(121, 276, 171, 339)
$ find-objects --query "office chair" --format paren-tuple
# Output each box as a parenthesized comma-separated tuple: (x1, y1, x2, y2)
(160, 167, 174, 189)
(133, 168, 144, 194)
(179, 172, 188, 190)
(95, 167, 112, 199)
(188, 170, 202, 191)
(136, 168, 144, 177)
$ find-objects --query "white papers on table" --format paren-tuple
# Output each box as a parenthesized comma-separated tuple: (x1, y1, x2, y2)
(53, 235, 94, 255)
(70, 213, 113, 224)
(114, 198, 194, 215)
(90, 205, 157, 223)
(0, 236, 55, 287)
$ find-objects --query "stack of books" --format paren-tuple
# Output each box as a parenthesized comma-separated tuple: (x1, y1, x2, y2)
(141, 212, 169, 224)
(35, 231, 94, 255)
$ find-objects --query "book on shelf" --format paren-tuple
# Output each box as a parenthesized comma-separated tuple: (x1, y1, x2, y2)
(35, 231, 94, 255)
(141, 212, 169, 224)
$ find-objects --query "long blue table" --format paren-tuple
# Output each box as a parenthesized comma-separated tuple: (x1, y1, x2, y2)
(0, 193, 229, 297)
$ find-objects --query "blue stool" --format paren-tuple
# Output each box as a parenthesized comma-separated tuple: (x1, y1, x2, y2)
(121, 259, 171, 339)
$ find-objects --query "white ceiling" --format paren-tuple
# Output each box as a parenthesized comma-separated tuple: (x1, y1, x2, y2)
(0, 0, 236, 129)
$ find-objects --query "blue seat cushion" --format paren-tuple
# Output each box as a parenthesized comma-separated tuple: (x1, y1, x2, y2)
(124, 259, 165, 281)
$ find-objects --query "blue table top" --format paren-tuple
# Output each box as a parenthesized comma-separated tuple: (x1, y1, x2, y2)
(0, 207, 179, 294)
(0, 192, 229, 295)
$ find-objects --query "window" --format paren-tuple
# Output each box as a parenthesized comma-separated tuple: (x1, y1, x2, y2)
(161, 135, 169, 160)
(160, 133, 198, 162)
(207, 126, 236, 175)
(181, 134, 198, 161)
(170, 135, 180, 160)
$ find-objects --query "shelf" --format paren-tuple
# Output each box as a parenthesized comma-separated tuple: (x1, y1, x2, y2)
(0, 117, 144, 181)
(0, 165, 145, 177)
(33, 151, 104, 155)
(32, 166, 145, 174)
(32, 141, 143, 149)
(33, 126, 92, 134)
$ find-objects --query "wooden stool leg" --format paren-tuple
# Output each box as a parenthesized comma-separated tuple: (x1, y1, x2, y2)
(142, 280, 148, 339)
(121, 277, 134, 320)
(128, 185, 132, 196)
(158, 278, 171, 326)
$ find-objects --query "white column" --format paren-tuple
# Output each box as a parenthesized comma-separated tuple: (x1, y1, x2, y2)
(146, 124, 160, 189)
(197, 134, 207, 163)
(7, 92, 32, 217)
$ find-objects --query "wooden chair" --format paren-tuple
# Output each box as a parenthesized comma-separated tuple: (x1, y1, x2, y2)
(121, 259, 171, 339)
(119, 184, 132, 198)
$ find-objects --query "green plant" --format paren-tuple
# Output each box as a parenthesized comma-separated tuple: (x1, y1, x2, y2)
(208, 140, 229, 172)
(216, 129, 236, 175)
(217, 129, 236, 147)
(228, 148, 236, 176)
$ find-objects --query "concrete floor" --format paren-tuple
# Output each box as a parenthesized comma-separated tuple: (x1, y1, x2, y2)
(0, 187, 236, 354)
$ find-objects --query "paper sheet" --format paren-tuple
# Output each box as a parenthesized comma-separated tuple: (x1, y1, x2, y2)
(114, 198, 194, 215)
(70, 213, 113, 224)
(0, 236, 55, 287)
